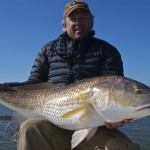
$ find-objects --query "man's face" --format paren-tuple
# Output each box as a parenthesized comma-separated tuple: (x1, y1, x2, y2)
(63, 9, 93, 40)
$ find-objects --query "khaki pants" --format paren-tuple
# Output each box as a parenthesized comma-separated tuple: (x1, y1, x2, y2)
(17, 118, 140, 150)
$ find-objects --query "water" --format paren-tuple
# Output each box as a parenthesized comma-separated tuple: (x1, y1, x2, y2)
(0, 104, 16, 150)
(119, 118, 150, 150)
(0, 104, 149, 150)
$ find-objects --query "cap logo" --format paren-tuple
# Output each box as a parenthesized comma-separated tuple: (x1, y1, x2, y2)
(71, 1, 86, 6)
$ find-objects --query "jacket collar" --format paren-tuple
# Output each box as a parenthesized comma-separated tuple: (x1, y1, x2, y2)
(55, 31, 95, 59)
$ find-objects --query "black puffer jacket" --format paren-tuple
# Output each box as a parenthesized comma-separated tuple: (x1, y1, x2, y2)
(27, 31, 124, 86)
(5, 31, 124, 87)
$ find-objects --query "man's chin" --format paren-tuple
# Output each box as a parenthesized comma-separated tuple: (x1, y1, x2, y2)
(74, 31, 91, 40)
(74, 34, 84, 40)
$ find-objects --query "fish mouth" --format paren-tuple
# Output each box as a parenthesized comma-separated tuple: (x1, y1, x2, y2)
(135, 104, 150, 111)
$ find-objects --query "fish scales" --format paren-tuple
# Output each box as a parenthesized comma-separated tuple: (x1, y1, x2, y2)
(0, 76, 150, 149)
(39, 79, 102, 129)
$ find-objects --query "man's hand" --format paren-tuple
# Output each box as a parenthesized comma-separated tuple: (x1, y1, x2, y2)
(105, 119, 130, 129)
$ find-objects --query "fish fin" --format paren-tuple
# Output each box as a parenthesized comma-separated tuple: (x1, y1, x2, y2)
(4, 112, 28, 141)
(0, 82, 59, 92)
(0, 85, 17, 92)
(71, 128, 97, 149)
(86, 127, 98, 140)
(12, 82, 59, 91)
(61, 103, 95, 121)
(11, 111, 27, 128)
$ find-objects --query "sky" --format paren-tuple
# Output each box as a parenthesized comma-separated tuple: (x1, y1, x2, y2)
(0, 0, 150, 86)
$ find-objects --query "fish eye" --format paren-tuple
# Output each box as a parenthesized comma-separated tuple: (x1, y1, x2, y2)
(135, 89, 142, 94)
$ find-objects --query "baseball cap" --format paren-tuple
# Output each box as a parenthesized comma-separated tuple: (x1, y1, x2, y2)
(64, 1, 91, 17)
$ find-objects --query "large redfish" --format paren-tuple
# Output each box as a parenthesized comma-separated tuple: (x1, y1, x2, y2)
(0, 76, 150, 148)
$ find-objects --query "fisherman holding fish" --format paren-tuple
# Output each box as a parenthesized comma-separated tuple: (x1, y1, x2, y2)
(1, 1, 141, 150)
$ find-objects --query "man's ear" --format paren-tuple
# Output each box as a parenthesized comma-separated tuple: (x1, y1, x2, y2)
(62, 19, 66, 31)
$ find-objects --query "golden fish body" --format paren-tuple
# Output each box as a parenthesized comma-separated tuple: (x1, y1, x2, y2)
(0, 76, 103, 130)
(0, 76, 150, 148)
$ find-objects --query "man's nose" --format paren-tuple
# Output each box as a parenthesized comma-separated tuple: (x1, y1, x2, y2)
(74, 19, 82, 24)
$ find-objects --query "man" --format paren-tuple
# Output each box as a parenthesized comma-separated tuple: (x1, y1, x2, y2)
(4, 1, 140, 150)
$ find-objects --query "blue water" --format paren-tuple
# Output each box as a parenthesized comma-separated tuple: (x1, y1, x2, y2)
(0, 104, 149, 150)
